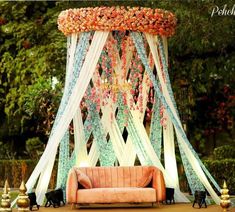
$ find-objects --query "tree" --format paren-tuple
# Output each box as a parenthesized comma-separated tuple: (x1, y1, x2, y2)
(167, 1, 235, 154)
(0, 1, 234, 158)
(0, 2, 66, 157)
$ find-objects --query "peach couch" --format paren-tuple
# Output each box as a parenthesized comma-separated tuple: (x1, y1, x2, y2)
(66, 166, 166, 207)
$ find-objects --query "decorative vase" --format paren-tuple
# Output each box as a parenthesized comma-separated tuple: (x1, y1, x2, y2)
(220, 181, 231, 212)
(16, 181, 30, 212)
(0, 179, 12, 212)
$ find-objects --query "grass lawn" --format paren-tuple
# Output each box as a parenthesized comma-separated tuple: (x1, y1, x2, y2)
(0, 190, 19, 202)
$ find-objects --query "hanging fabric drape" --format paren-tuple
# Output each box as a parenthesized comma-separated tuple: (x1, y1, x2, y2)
(155, 34, 220, 194)
(128, 109, 189, 202)
(163, 113, 180, 189)
(24, 7, 221, 206)
(24, 31, 109, 205)
(132, 31, 220, 205)
(56, 32, 91, 189)
(73, 108, 89, 166)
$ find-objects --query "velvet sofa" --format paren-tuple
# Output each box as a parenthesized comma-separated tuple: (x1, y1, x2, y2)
(66, 166, 166, 208)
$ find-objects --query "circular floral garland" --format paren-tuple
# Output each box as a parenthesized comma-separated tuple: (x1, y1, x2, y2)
(58, 6, 177, 37)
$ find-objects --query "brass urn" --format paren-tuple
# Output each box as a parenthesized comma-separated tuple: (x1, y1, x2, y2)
(16, 181, 30, 211)
(0, 179, 12, 212)
(220, 181, 231, 212)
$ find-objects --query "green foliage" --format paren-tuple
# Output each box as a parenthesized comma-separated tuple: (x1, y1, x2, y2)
(168, 1, 235, 152)
(204, 159, 235, 194)
(0, 2, 66, 149)
(0, 191, 19, 202)
(22, 78, 62, 138)
(25, 137, 44, 159)
(0, 141, 16, 160)
(214, 145, 235, 160)
(0, 1, 234, 158)
(0, 2, 66, 83)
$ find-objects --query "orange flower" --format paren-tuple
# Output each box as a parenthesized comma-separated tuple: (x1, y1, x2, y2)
(57, 7, 177, 37)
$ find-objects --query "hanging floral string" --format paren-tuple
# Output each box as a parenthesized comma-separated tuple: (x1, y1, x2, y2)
(79, 33, 166, 128)
(85, 86, 116, 166)
(149, 96, 162, 158)
(83, 34, 141, 120)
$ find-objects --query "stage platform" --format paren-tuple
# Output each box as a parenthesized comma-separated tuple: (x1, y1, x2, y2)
(12, 203, 234, 212)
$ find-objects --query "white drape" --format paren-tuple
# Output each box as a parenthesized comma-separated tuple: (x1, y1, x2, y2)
(65, 34, 78, 89)
(146, 33, 220, 205)
(23, 30, 220, 206)
(101, 100, 125, 163)
(145, 34, 181, 125)
(163, 113, 179, 188)
(130, 110, 189, 202)
(73, 34, 136, 167)
(144, 33, 180, 191)
(88, 140, 100, 166)
(25, 31, 109, 205)
(73, 108, 88, 166)
(159, 36, 180, 188)
(68, 33, 188, 202)
(116, 46, 137, 166)
(29, 34, 79, 204)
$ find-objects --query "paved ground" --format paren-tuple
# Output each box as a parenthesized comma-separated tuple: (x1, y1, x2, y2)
(12, 203, 235, 212)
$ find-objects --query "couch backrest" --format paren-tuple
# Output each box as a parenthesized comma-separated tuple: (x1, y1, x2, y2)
(75, 166, 157, 188)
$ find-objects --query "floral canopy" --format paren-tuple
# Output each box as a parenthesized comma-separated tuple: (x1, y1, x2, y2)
(22, 7, 221, 206)
(58, 7, 176, 36)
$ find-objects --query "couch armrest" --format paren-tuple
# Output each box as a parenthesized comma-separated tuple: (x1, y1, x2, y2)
(152, 167, 166, 202)
(66, 167, 78, 203)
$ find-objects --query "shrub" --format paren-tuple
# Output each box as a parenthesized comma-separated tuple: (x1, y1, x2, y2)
(25, 137, 44, 159)
(0, 141, 16, 159)
(213, 145, 235, 160)
(204, 159, 235, 194)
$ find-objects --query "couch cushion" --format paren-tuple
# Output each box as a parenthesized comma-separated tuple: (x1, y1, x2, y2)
(77, 187, 156, 203)
(75, 169, 92, 189)
(77, 166, 155, 188)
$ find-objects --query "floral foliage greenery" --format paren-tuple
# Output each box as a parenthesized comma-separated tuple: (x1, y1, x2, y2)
(0, 1, 234, 158)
